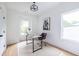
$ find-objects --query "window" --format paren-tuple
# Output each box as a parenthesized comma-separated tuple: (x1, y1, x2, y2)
(62, 9, 79, 42)
(20, 20, 29, 35)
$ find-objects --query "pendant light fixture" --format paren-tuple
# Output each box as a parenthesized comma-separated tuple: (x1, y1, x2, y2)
(30, 2, 38, 12)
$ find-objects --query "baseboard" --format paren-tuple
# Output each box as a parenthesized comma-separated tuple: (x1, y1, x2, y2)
(7, 40, 26, 47)
(7, 42, 17, 47)
(46, 42, 78, 56)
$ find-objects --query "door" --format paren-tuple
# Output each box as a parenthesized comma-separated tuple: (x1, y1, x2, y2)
(0, 15, 6, 55)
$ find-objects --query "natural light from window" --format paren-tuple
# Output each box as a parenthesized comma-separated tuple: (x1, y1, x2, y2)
(62, 9, 79, 42)
(21, 20, 29, 35)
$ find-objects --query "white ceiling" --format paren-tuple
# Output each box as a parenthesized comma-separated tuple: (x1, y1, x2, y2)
(3, 2, 60, 16)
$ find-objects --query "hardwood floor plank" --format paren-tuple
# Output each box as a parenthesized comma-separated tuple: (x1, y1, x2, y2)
(3, 44, 18, 56)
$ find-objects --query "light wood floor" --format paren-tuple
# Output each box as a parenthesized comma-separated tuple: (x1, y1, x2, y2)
(3, 44, 18, 56)
(3, 42, 76, 56)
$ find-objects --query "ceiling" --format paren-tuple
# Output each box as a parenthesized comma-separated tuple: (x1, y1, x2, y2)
(3, 2, 60, 16)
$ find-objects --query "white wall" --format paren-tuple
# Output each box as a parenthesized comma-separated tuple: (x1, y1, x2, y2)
(38, 2, 79, 55)
(6, 9, 39, 45)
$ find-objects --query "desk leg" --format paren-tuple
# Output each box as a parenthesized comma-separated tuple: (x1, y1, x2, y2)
(41, 40, 42, 49)
(32, 38, 34, 53)
(26, 36, 28, 45)
(32, 39, 43, 53)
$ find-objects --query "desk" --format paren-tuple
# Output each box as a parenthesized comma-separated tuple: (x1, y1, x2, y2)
(32, 36, 42, 53)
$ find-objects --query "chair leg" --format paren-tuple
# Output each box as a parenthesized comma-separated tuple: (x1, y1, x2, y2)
(44, 42, 46, 46)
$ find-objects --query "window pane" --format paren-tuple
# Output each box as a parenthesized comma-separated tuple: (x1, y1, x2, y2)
(62, 9, 79, 42)
(21, 20, 29, 35)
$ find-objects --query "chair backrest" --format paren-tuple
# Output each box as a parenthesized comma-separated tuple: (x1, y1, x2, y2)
(40, 33, 47, 39)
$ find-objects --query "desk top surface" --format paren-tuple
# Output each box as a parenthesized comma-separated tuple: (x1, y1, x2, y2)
(32, 36, 41, 39)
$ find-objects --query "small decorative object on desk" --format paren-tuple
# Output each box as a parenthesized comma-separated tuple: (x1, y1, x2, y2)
(25, 27, 32, 44)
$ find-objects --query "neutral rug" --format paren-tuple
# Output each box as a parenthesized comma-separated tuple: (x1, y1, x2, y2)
(17, 41, 65, 56)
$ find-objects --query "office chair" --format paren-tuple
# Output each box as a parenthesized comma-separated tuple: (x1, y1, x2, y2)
(38, 33, 47, 46)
